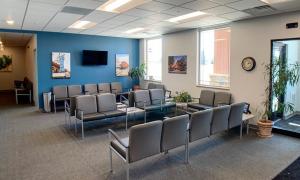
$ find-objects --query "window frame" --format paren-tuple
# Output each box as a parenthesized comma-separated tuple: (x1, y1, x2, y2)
(144, 37, 162, 82)
(197, 26, 231, 90)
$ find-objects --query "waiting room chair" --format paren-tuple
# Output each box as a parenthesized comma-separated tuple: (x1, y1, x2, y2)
(228, 102, 245, 139)
(67, 85, 82, 97)
(98, 83, 111, 93)
(214, 91, 231, 107)
(84, 84, 98, 95)
(147, 82, 171, 98)
(111, 82, 122, 94)
(109, 121, 163, 180)
(14, 77, 32, 104)
(189, 109, 213, 142)
(53, 85, 68, 113)
(210, 105, 231, 135)
(188, 90, 215, 110)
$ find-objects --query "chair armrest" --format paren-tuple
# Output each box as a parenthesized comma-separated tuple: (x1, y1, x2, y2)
(165, 90, 172, 98)
(108, 129, 128, 148)
(75, 109, 85, 120)
(65, 100, 70, 113)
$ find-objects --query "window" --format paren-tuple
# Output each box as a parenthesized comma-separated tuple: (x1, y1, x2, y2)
(199, 27, 230, 88)
(145, 38, 162, 81)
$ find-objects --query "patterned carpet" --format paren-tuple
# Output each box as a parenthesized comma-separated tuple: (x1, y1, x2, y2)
(1, 105, 300, 180)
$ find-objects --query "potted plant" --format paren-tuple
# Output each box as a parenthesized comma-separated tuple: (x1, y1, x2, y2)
(128, 63, 146, 90)
(258, 56, 300, 138)
(173, 91, 192, 103)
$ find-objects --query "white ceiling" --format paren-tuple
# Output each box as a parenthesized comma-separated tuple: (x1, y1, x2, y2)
(0, 0, 299, 39)
(0, 32, 33, 46)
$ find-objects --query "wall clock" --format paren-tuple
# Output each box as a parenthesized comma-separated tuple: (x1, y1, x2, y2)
(242, 57, 256, 71)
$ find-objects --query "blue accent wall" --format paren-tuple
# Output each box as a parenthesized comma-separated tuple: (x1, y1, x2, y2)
(0, 29, 140, 108)
(37, 32, 139, 107)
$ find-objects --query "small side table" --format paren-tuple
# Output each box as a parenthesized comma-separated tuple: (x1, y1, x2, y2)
(241, 113, 255, 138)
(119, 107, 146, 130)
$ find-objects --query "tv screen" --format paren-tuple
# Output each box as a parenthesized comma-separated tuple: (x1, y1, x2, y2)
(82, 50, 108, 65)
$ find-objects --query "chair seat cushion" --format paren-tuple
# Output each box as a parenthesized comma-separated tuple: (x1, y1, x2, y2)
(141, 105, 162, 111)
(110, 137, 129, 158)
(16, 89, 31, 94)
(103, 110, 126, 118)
(162, 102, 176, 108)
(77, 112, 106, 121)
(187, 103, 212, 110)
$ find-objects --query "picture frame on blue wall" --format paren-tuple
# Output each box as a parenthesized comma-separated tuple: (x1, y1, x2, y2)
(116, 54, 129, 76)
(51, 52, 71, 79)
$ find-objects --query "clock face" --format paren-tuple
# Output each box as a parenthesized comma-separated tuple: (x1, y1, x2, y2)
(242, 57, 256, 71)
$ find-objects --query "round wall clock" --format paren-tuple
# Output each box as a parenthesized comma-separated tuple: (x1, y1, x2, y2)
(242, 57, 256, 71)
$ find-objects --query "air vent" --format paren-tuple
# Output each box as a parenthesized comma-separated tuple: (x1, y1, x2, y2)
(61, 6, 93, 15)
(243, 5, 277, 16)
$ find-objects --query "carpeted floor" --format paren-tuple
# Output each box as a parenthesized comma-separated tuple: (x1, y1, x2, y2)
(1, 105, 300, 180)
(273, 156, 300, 179)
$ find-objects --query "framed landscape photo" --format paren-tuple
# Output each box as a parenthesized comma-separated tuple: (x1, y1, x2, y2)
(168, 55, 187, 74)
(116, 54, 129, 76)
(52, 52, 71, 79)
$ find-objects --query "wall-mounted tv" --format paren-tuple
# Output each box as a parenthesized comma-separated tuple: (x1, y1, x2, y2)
(82, 50, 108, 65)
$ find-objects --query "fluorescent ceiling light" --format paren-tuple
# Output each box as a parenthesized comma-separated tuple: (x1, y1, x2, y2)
(69, 20, 96, 29)
(125, 27, 145, 34)
(167, 11, 206, 23)
(98, 0, 150, 13)
(260, 0, 293, 4)
(6, 20, 14, 25)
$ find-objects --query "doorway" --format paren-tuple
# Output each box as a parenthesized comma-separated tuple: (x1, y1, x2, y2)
(271, 38, 300, 137)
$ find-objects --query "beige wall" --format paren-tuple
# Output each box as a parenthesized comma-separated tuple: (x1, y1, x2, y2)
(140, 11, 300, 123)
(0, 47, 26, 90)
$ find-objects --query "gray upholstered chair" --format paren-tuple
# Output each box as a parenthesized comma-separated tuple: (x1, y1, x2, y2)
(68, 85, 82, 97)
(188, 90, 215, 110)
(84, 84, 98, 95)
(210, 105, 231, 135)
(149, 89, 175, 109)
(75, 95, 103, 138)
(98, 83, 111, 93)
(228, 102, 245, 138)
(214, 92, 231, 107)
(64, 96, 77, 127)
(111, 82, 122, 94)
(147, 82, 171, 98)
(161, 115, 189, 163)
(189, 109, 213, 142)
(109, 121, 163, 180)
(96, 93, 127, 128)
(53, 85, 68, 113)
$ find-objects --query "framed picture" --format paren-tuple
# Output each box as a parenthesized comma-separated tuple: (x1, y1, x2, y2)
(116, 54, 129, 76)
(52, 52, 71, 79)
(0, 55, 13, 72)
(168, 55, 187, 74)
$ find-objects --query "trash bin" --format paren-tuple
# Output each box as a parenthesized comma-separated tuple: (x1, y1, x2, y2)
(43, 92, 52, 112)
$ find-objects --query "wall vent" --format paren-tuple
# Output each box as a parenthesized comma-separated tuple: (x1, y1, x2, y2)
(61, 6, 93, 16)
(243, 5, 277, 16)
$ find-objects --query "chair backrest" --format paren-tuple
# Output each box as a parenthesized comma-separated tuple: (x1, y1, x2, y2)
(129, 121, 163, 163)
(111, 82, 122, 94)
(190, 109, 213, 142)
(199, 90, 215, 106)
(149, 89, 165, 105)
(69, 96, 77, 116)
(75, 95, 97, 114)
(96, 93, 117, 112)
(228, 102, 245, 129)
(134, 90, 151, 107)
(211, 105, 231, 135)
(161, 115, 189, 152)
(84, 84, 98, 95)
(68, 85, 82, 97)
(214, 92, 231, 107)
(53, 86, 68, 99)
(98, 83, 111, 93)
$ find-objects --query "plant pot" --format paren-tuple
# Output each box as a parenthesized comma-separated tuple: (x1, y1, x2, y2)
(257, 119, 273, 138)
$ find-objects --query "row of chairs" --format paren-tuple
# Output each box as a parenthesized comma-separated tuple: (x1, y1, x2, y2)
(109, 102, 245, 180)
(53, 82, 126, 112)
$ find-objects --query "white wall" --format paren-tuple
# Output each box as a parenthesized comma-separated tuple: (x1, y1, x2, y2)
(140, 11, 300, 123)
(0, 47, 26, 90)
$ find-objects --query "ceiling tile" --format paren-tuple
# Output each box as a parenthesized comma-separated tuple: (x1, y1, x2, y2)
(209, 0, 240, 5)
(182, 0, 219, 11)
(269, 0, 300, 11)
(147, 13, 174, 21)
(44, 12, 82, 32)
(62, 28, 82, 33)
(137, 1, 174, 12)
(203, 6, 236, 15)
(65, 0, 104, 9)
(227, 0, 267, 10)
(155, 0, 194, 6)
(123, 8, 156, 18)
(32, 0, 68, 5)
(162, 7, 194, 16)
(221, 11, 252, 20)
(109, 14, 139, 22)
(81, 10, 116, 23)
(132, 18, 159, 25)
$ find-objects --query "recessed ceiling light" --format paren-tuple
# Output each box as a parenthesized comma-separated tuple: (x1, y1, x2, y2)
(125, 27, 145, 34)
(69, 20, 96, 29)
(97, 0, 150, 13)
(6, 20, 14, 25)
(166, 11, 206, 23)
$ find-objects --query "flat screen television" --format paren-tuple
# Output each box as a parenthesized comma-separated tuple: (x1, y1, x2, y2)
(82, 50, 108, 65)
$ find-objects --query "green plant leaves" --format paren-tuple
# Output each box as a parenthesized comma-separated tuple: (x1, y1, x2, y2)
(0, 55, 12, 70)
(173, 91, 192, 103)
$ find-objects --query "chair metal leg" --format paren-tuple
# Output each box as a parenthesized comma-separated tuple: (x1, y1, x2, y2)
(246, 120, 249, 134)
(54, 100, 56, 113)
(81, 120, 84, 139)
(126, 115, 128, 131)
(109, 147, 113, 172)
(186, 133, 189, 164)
(68, 114, 71, 128)
(240, 123, 243, 139)
(75, 118, 78, 134)
(144, 111, 146, 123)
(126, 163, 129, 180)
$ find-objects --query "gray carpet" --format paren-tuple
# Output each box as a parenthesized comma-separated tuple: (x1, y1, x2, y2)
(1, 105, 300, 180)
